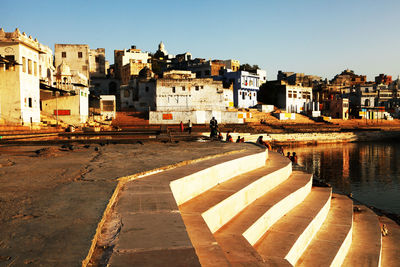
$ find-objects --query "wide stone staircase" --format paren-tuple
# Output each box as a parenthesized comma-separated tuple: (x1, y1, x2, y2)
(105, 146, 399, 266)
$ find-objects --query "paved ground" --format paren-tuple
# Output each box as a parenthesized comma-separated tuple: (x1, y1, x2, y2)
(0, 141, 250, 267)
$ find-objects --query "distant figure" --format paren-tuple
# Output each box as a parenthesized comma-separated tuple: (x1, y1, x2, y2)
(180, 121, 184, 132)
(226, 133, 233, 142)
(236, 136, 244, 143)
(218, 131, 223, 141)
(286, 152, 291, 159)
(226, 131, 231, 142)
(290, 152, 298, 164)
(256, 136, 271, 150)
(188, 120, 192, 134)
(210, 117, 218, 138)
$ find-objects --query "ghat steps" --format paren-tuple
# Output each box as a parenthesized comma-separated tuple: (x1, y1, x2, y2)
(106, 146, 399, 266)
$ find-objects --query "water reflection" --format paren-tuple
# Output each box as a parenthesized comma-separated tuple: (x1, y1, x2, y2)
(292, 142, 400, 214)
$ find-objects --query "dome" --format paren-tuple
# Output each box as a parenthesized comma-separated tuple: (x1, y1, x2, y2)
(57, 61, 72, 76)
(158, 41, 168, 55)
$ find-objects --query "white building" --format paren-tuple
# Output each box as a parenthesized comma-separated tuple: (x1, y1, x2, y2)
(0, 28, 44, 125)
(120, 70, 245, 124)
(265, 82, 317, 113)
(124, 70, 231, 112)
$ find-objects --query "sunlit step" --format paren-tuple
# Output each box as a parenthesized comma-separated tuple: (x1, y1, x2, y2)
(214, 171, 312, 266)
(179, 153, 290, 266)
(296, 193, 353, 267)
(342, 205, 382, 267)
(255, 187, 332, 266)
(379, 215, 400, 267)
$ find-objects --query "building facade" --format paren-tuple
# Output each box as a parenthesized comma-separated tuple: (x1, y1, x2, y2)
(128, 70, 231, 112)
(259, 81, 317, 113)
(0, 28, 43, 125)
(114, 46, 151, 80)
(221, 70, 261, 108)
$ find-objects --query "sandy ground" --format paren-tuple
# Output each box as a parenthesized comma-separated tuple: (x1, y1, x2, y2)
(0, 141, 250, 266)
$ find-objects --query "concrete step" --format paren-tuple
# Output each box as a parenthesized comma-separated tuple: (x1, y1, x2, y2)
(255, 187, 332, 265)
(341, 205, 382, 267)
(379, 215, 400, 267)
(180, 153, 291, 232)
(213, 171, 312, 266)
(179, 153, 290, 266)
(170, 150, 268, 206)
(297, 193, 353, 267)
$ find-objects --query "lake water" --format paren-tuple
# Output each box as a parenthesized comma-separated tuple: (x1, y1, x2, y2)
(291, 141, 400, 214)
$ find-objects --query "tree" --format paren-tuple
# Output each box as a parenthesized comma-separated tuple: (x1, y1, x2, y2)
(239, 63, 259, 73)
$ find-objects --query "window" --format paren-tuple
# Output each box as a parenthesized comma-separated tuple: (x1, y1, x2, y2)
(102, 100, 114, 112)
(172, 87, 176, 93)
(200, 86, 204, 89)
(39, 65, 42, 75)
(242, 91, 245, 100)
(22, 57, 26, 72)
(28, 97, 32, 108)
(82, 66, 87, 71)
(95, 56, 100, 63)
(28, 59, 32, 74)
(62, 52, 67, 58)
(288, 90, 292, 98)
(195, 86, 199, 91)
(78, 52, 83, 58)
(34, 62, 37, 76)
(293, 92, 297, 99)
(182, 86, 185, 91)
(4, 55, 14, 71)
(145, 86, 149, 92)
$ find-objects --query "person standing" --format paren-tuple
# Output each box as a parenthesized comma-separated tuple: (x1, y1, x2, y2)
(188, 120, 192, 134)
(180, 121, 184, 132)
(209, 117, 218, 138)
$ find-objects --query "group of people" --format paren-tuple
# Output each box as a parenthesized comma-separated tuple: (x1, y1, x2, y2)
(207, 119, 297, 164)
(180, 120, 193, 134)
(286, 152, 298, 164)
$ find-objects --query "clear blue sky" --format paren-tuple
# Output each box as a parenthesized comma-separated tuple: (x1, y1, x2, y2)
(2, 0, 399, 80)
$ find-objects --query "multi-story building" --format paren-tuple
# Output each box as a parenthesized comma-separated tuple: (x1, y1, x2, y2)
(0, 28, 43, 125)
(223, 59, 240, 72)
(120, 59, 152, 85)
(54, 44, 107, 80)
(38, 44, 55, 87)
(124, 70, 231, 112)
(277, 70, 321, 87)
(40, 61, 90, 125)
(330, 69, 367, 90)
(168, 58, 227, 78)
(258, 80, 316, 113)
(122, 70, 243, 124)
(114, 46, 151, 80)
(329, 98, 349, 119)
(375, 74, 392, 85)
(220, 70, 261, 108)
(89, 48, 107, 78)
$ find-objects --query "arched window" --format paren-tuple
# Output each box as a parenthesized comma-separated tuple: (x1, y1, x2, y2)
(364, 99, 370, 107)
